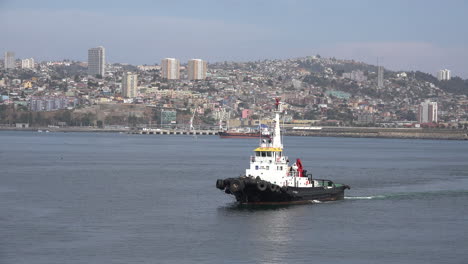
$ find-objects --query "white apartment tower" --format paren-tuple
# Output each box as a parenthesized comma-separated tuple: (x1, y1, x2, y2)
(418, 100, 438, 123)
(4, 51, 15, 69)
(187, 59, 207, 80)
(122, 72, 138, 98)
(88, 46, 106, 76)
(437, 69, 451, 81)
(21, 58, 35, 69)
(161, 58, 180, 79)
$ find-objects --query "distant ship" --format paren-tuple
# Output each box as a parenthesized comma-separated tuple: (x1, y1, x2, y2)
(216, 98, 350, 204)
(219, 131, 263, 139)
(219, 125, 270, 139)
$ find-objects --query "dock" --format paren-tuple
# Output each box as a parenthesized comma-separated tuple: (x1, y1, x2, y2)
(129, 129, 219, 135)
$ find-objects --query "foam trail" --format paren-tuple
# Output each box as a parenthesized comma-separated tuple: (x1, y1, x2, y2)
(345, 195, 385, 200)
(346, 190, 468, 200)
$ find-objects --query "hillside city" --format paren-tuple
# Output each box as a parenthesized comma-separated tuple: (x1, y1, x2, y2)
(1, 47, 468, 131)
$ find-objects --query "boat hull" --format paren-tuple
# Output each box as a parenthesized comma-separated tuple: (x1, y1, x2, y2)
(216, 177, 350, 204)
(218, 132, 262, 139)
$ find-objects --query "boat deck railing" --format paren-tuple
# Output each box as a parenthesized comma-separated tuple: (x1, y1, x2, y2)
(310, 179, 335, 188)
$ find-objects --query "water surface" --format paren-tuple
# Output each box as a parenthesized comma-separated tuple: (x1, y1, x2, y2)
(1, 131, 467, 263)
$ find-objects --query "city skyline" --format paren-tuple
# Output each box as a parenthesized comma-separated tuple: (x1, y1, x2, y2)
(0, 47, 460, 82)
(1, 0, 468, 77)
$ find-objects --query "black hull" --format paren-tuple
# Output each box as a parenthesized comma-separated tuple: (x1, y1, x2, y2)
(216, 177, 350, 204)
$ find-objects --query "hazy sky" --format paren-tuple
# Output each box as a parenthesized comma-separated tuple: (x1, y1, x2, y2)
(2, 0, 468, 77)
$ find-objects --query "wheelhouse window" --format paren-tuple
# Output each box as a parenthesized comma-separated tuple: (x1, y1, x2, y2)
(256, 151, 278, 158)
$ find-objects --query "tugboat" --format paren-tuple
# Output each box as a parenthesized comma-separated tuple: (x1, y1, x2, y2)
(216, 98, 350, 204)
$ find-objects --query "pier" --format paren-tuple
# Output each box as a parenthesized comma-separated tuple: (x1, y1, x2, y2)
(1, 126, 466, 140)
(129, 129, 219, 136)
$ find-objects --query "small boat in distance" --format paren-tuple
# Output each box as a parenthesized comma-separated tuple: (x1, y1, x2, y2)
(216, 98, 350, 204)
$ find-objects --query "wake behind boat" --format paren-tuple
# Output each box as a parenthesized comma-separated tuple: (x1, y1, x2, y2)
(216, 98, 350, 204)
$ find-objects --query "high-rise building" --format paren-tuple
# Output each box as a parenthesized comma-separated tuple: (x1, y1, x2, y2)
(88, 46, 105, 76)
(122, 72, 138, 98)
(418, 100, 438, 123)
(187, 59, 207, 80)
(437, 69, 451, 81)
(4, 51, 15, 69)
(21, 58, 35, 69)
(161, 58, 180, 79)
(377, 66, 384, 88)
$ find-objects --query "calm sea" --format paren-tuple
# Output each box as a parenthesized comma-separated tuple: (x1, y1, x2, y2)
(1, 131, 468, 264)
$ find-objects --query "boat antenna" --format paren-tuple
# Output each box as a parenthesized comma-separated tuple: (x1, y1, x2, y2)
(258, 113, 262, 144)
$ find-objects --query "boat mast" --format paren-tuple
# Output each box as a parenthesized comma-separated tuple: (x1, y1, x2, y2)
(272, 98, 283, 148)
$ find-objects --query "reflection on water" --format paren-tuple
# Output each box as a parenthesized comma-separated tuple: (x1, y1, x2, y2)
(219, 202, 304, 212)
(219, 199, 345, 212)
(217, 200, 317, 264)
